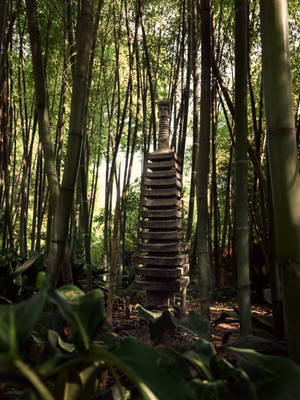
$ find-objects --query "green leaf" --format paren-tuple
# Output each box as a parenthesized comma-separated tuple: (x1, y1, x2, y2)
(13, 254, 42, 275)
(192, 337, 217, 359)
(0, 280, 50, 356)
(56, 285, 85, 302)
(175, 339, 256, 399)
(136, 304, 161, 323)
(108, 384, 131, 400)
(137, 305, 210, 344)
(49, 287, 105, 351)
(210, 356, 257, 399)
(0, 353, 21, 377)
(21, 389, 39, 400)
(48, 329, 75, 353)
(36, 272, 48, 289)
(55, 362, 101, 400)
(0, 296, 12, 304)
(14, 359, 55, 400)
(230, 347, 300, 399)
(171, 310, 210, 338)
(149, 309, 174, 344)
(191, 379, 231, 400)
(183, 350, 214, 380)
(157, 340, 215, 382)
(111, 338, 195, 400)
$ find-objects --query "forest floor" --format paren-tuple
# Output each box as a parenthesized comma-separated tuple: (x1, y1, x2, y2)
(111, 293, 272, 358)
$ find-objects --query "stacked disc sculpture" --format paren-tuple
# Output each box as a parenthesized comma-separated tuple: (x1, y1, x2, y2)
(134, 100, 190, 308)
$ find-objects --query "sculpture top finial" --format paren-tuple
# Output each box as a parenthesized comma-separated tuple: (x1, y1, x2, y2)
(157, 100, 170, 150)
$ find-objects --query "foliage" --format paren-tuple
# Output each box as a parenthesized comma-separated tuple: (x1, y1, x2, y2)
(136, 304, 210, 344)
(0, 250, 45, 302)
(0, 273, 299, 399)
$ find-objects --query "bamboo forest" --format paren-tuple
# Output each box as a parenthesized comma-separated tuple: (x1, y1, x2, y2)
(0, 0, 300, 398)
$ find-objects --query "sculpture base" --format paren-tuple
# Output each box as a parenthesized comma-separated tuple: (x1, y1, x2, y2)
(145, 291, 174, 309)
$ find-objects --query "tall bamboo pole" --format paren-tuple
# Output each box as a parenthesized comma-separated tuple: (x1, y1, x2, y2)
(47, 0, 94, 284)
(197, 0, 211, 320)
(26, 0, 60, 235)
(186, 0, 199, 242)
(260, 0, 300, 363)
(235, 0, 252, 336)
(0, 0, 7, 73)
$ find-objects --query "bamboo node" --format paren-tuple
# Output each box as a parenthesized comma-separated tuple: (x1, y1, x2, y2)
(69, 131, 83, 138)
(51, 239, 66, 244)
(268, 127, 295, 136)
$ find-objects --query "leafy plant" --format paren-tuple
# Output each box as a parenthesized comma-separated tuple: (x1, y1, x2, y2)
(0, 273, 299, 400)
(136, 304, 210, 344)
(0, 250, 45, 302)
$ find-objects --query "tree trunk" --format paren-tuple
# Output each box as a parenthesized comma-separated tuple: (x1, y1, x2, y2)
(25, 0, 60, 241)
(197, 0, 211, 320)
(186, 0, 199, 242)
(177, 0, 192, 168)
(47, 0, 94, 284)
(0, 0, 7, 73)
(138, 0, 157, 149)
(106, 170, 121, 325)
(235, 0, 252, 336)
(260, 0, 300, 363)
(211, 77, 220, 288)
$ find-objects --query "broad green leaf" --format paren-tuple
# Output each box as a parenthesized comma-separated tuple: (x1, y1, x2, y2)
(111, 338, 195, 400)
(230, 347, 300, 399)
(171, 310, 210, 338)
(137, 305, 210, 344)
(49, 287, 105, 351)
(228, 334, 287, 354)
(191, 379, 232, 400)
(0, 353, 21, 377)
(183, 350, 214, 380)
(94, 330, 121, 348)
(14, 359, 55, 400)
(48, 329, 75, 353)
(136, 304, 162, 323)
(109, 384, 131, 400)
(176, 339, 217, 382)
(21, 389, 38, 400)
(149, 309, 173, 344)
(192, 337, 217, 358)
(89, 343, 165, 400)
(36, 272, 48, 289)
(13, 254, 42, 275)
(0, 296, 12, 304)
(0, 280, 50, 356)
(56, 285, 85, 302)
(55, 362, 101, 400)
(210, 355, 257, 399)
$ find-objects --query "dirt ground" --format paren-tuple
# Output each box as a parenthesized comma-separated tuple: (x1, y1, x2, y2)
(112, 295, 272, 353)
